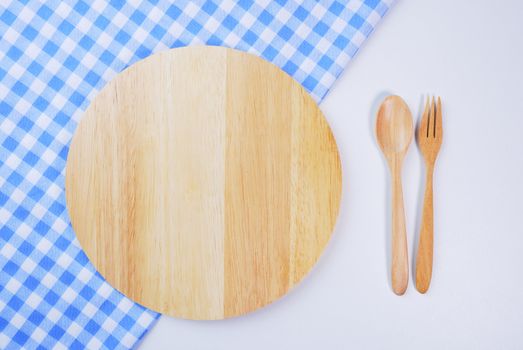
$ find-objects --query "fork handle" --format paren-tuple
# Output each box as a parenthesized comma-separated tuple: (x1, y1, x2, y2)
(416, 164, 434, 293)
(391, 163, 409, 295)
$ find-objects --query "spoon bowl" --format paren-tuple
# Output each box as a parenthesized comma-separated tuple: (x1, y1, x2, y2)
(376, 95, 413, 158)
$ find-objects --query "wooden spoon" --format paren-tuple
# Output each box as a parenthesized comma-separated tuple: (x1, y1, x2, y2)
(376, 95, 413, 295)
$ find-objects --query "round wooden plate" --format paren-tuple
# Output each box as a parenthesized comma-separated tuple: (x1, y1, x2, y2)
(66, 46, 342, 320)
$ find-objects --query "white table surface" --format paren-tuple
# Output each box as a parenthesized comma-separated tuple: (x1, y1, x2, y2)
(140, 1, 523, 348)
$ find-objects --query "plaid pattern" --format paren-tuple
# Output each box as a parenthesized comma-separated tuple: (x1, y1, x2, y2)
(0, 0, 393, 349)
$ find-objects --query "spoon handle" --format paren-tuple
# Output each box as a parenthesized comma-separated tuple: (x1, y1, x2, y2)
(416, 164, 434, 293)
(391, 163, 409, 295)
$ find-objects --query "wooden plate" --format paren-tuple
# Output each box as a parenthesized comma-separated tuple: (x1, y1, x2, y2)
(65, 46, 342, 320)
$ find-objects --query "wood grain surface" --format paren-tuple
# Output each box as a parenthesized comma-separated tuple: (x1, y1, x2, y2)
(65, 46, 342, 320)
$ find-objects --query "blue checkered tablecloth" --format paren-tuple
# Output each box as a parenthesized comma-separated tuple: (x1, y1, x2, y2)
(0, 0, 393, 349)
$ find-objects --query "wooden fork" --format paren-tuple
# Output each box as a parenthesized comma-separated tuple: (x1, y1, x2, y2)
(415, 97, 443, 293)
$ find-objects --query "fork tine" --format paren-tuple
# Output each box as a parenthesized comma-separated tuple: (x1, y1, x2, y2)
(431, 96, 436, 137)
(427, 96, 435, 138)
(435, 96, 443, 139)
(418, 96, 430, 139)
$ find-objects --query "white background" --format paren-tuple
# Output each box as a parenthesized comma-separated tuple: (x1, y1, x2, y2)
(141, 1, 523, 348)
